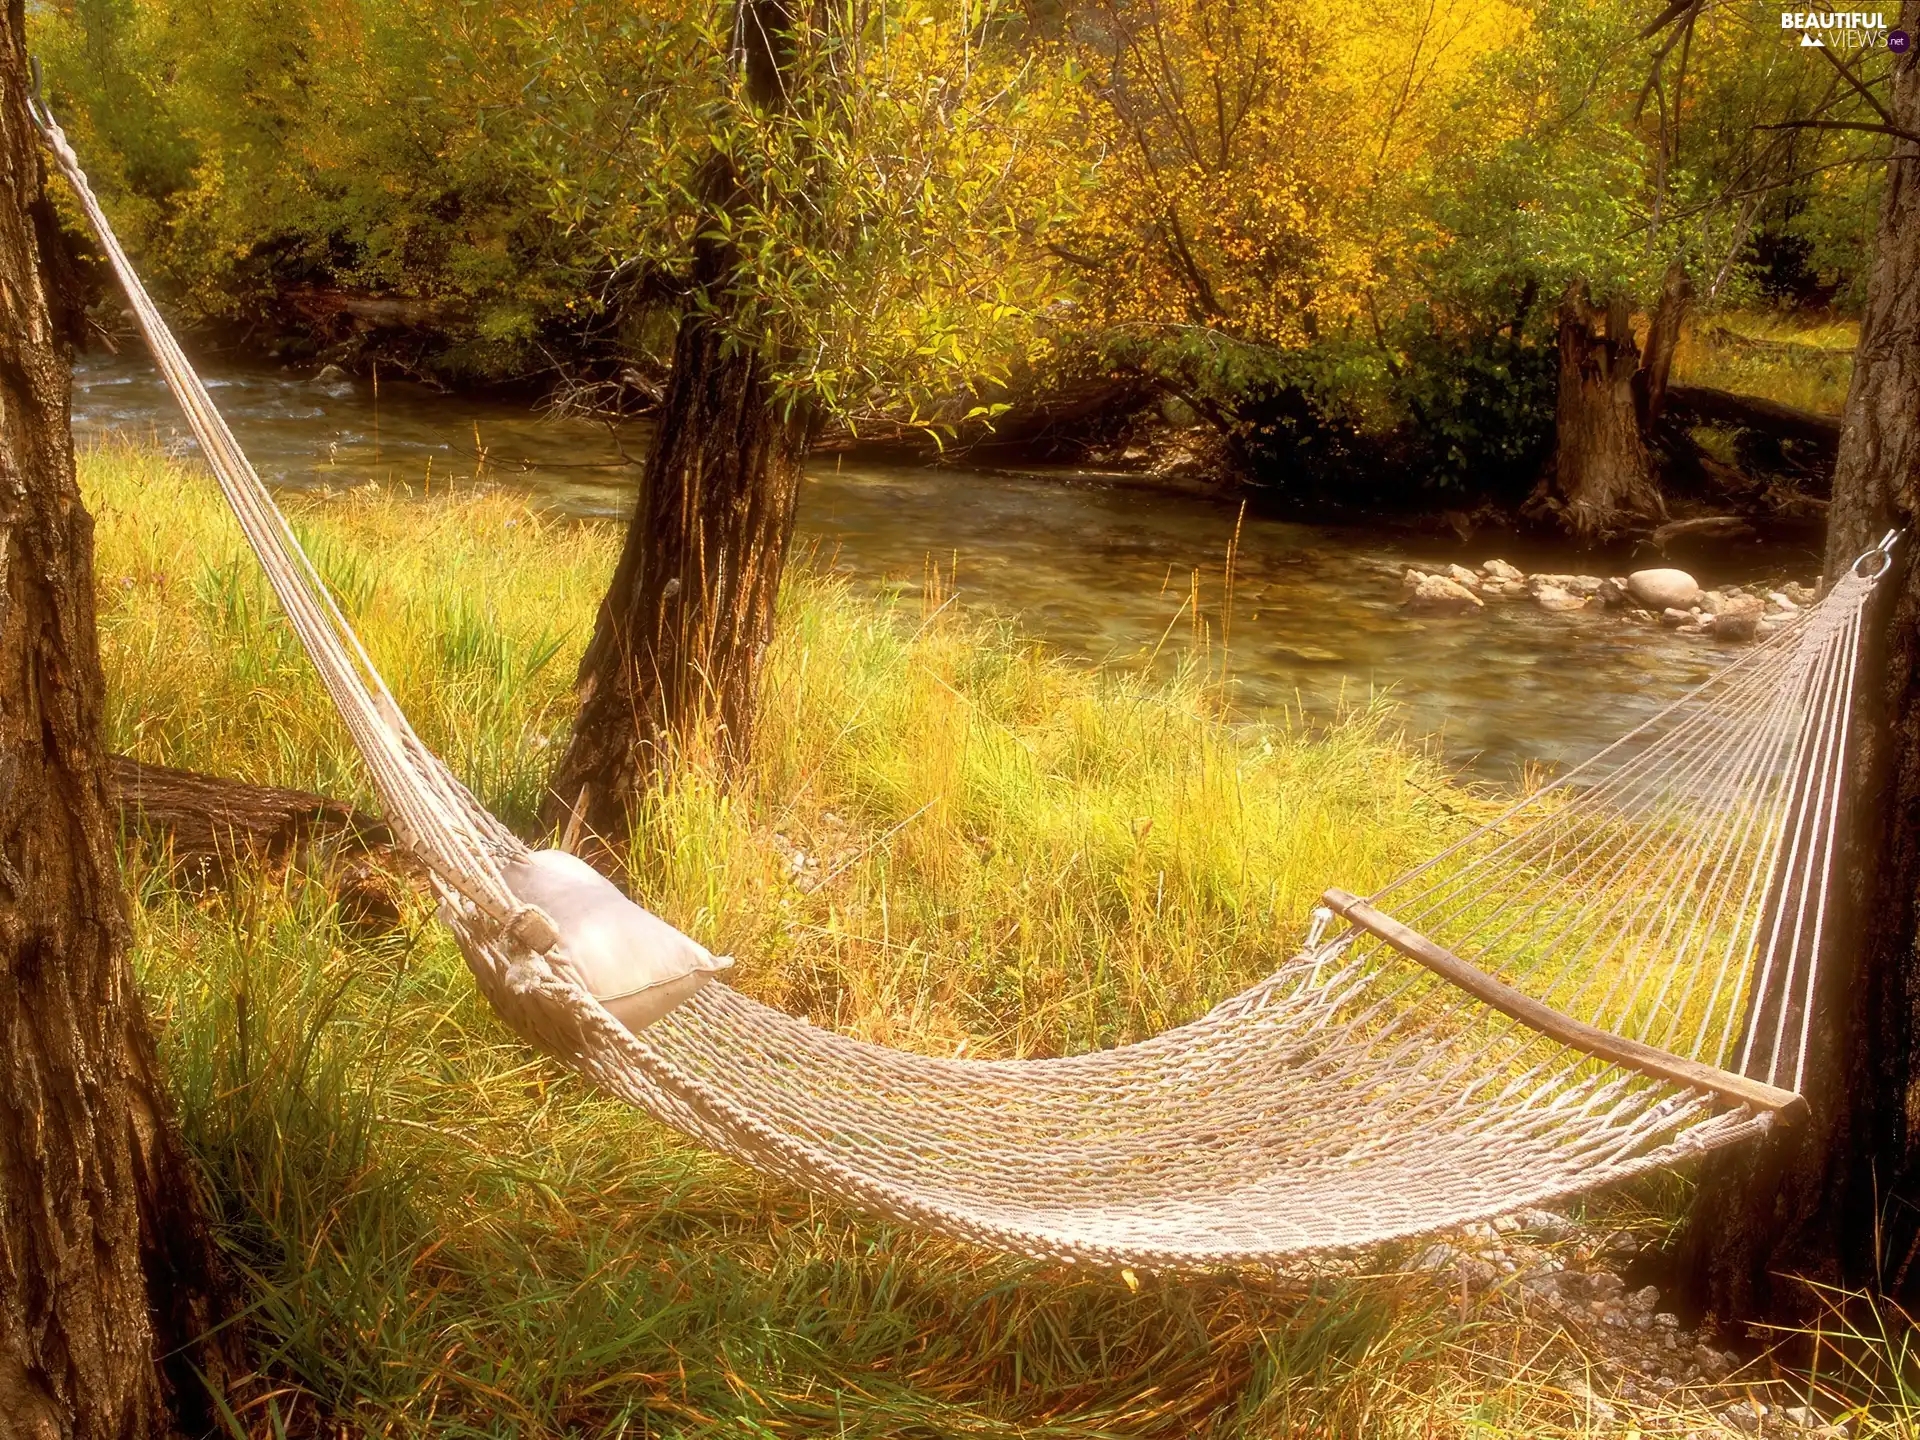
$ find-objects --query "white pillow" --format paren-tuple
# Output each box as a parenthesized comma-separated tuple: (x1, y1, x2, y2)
(500, 849, 732, 1033)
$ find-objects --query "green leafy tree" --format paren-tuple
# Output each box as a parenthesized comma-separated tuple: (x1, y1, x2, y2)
(481, 0, 1078, 846)
(36, 0, 1077, 844)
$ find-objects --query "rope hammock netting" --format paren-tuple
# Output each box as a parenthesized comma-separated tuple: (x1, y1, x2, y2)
(32, 96, 1897, 1271)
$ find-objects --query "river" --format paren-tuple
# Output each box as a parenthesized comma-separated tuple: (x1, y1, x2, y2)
(71, 351, 1801, 782)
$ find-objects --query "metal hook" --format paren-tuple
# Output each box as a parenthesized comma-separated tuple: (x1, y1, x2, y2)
(1852, 530, 1902, 581)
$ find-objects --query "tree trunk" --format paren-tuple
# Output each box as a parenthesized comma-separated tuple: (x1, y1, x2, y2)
(1675, 9, 1920, 1328)
(541, 0, 812, 856)
(539, 318, 808, 850)
(0, 11, 237, 1436)
(1637, 260, 1689, 427)
(1551, 282, 1668, 542)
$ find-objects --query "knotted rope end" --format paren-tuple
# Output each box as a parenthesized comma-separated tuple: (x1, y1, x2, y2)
(506, 903, 562, 955)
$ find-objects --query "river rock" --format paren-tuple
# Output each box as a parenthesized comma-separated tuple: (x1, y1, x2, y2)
(1628, 568, 1702, 610)
(1564, 1377, 1618, 1425)
(1483, 558, 1525, 582)
(1713, 594, 1764, 642)
(1531, 573, 1604, 597)
(1594, 577, 1631, 608)
(1444, 563, 1482, 590)
(1535, 584, 1587, 613)
(1784, 581, 1818, 606)
(1405, 575, 1484, 612)
(1660, 607, 1694, 628)
(1508, 1206, 1576, 1238)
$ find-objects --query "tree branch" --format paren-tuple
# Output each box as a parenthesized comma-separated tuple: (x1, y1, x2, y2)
(1814, 42, 1897, 127)
(1755, 118, 1920, 146)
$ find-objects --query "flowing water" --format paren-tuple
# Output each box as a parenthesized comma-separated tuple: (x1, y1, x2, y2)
(73, 350, 1805, 782)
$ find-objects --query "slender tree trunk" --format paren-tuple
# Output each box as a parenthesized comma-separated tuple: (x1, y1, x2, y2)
(542, 0, 812, 855)
(1551, 281, 1668, 542)
(540, 319, 809, 849)
(0, 10, 237, 1436)
(1637, 260, 1690, 428)
(1676, 12, 1920, 1326)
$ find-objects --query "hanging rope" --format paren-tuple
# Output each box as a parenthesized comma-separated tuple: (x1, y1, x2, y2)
(32, 87, 1899, 1269)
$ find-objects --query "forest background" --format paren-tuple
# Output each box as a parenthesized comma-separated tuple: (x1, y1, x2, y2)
(29, 0, 1888, 520)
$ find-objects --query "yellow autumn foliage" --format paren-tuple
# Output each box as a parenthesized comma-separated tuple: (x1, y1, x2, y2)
(1056, 0, 1533, 347)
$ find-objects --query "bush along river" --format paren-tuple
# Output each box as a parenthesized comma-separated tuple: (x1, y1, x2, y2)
(72, 351, 1826, 783)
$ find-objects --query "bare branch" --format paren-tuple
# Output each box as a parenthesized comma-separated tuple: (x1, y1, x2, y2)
(1637, 0, 1701, 41)
(1755, 118, 1920, 146)
(1812, 44, 1896, 128)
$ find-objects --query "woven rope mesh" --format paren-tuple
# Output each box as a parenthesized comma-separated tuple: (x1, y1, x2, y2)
(437, 575, 1871, 1267)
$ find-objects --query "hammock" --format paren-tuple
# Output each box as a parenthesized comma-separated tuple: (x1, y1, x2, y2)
(35, 100, 1896, 1270)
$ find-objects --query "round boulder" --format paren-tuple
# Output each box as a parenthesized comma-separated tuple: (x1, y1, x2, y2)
(1627, 568, 1702, 611)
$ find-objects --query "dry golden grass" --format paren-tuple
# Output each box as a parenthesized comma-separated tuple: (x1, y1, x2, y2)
(1671, 311, 1857, 416)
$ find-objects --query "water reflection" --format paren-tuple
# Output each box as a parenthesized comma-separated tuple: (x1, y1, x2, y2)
(72, 350, 1731, 782)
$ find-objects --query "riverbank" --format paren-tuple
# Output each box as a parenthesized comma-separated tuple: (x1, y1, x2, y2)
(76, 353, 1802, 782)
(91, 441, 1904, 1436)
(77, 302, 1853, 543)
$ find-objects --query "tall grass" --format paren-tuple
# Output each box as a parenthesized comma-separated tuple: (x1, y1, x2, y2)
(92, 438, 1472, 1056)
(1671, 311, 1857, 416)
(1767, 1283, 1920, 1438)
(93, 440, 1611, 1435)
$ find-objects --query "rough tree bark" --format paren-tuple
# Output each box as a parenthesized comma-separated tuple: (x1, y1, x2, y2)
(1676, 13, 1920, 1327)
(0, 11, 237, 1436)
(541, 0, 813, 856)
(1552, 281, 1669, 542)
(109, 756, 392, 867)
(1636, 260, 1690, 428)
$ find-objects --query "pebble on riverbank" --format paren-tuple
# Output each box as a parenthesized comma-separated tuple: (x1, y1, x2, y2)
(1415, 1211, 1853, 1437)
(1400, 560, 1820, 645)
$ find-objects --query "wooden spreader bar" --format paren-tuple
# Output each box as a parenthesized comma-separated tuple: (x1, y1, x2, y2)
(1320, 889, 1807, 1122)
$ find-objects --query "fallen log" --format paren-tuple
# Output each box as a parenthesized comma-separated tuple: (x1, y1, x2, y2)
(1702, 326, 1853, 361)
(1649, 514, 1757, 548)
(109, 756, 391, 862)
(1664, 383, 1841, 451)
(283, 284, 458, 334)
(109, 757, 423, 924)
